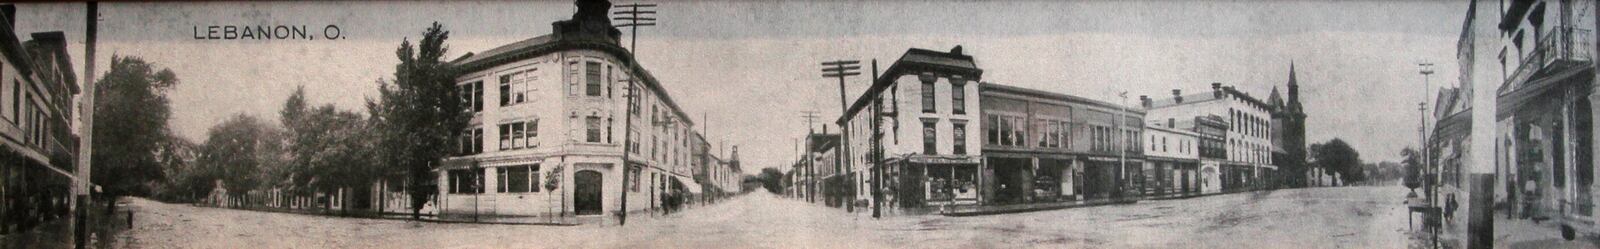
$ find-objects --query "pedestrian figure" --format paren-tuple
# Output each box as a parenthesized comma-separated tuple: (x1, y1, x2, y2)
(1444, 194, 1458, 224)
(1506, 177, 1517, 219)
(1524, 178, 1539, 221)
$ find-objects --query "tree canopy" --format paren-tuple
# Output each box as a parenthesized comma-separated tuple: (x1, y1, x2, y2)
(1309, 138, 1364, 184)
(93, 56, 179, 197)
(367, 22, 468, 219)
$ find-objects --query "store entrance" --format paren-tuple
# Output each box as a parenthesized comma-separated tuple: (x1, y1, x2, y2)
(991, 158, 1030, 204)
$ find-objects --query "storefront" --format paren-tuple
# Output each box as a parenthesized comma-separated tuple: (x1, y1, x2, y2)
(890, 155, 982, 208)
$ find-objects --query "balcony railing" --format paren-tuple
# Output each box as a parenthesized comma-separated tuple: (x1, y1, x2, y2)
(1507, 26, 1593, 87)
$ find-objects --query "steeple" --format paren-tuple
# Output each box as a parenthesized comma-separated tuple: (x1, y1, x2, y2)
(1286, 61, 1303, 113)
(1268, 86, 1284, 108)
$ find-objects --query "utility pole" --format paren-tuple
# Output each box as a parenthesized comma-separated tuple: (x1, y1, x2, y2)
(800, 111, 819, 203)
(75, 3, 99, 249)
(612, 3, 657, 56)
(618, 78, 638, 226)
(1418, 62, 1436, 249)
(869, 59, 883, 218)
(822, 60, 860, 212)
(1116, 91, 1129, 200)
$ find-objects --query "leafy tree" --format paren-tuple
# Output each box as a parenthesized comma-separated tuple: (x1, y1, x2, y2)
(741, 168, 786, 194)
(368, 23, 468, 220)
(192, 114, 280, 197)
(92, 56, 178, 205)
(1309, 138, 1364, 184)
(280, 86, 382, 211)
(1401, 147, 1423, 190)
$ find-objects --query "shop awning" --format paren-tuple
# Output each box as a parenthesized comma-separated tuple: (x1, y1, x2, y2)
(1497, 66, 1592, 119)
(672, 174, 703, 194)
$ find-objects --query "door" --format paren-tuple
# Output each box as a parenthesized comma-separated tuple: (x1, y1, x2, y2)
(574, 170, 603, 215)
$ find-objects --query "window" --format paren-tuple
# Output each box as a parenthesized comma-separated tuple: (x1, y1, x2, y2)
(11, 80, 17, 125)
(498, 165, 535, 193)
(586, 116, 603, 143)
(498, 120, 538, 150)
(997, 116, 1011, 145)
(951, 81, 966, 114)
(512, 122, 526, 148)
(464, 81, 480, 112)
(473, 81, 484, 111)
(458, 127, 482, 155)
(585, 62, 603, 96)
(923, 120, 937, 155)
(921, 79, 936, 113)
(499, 75, 512, 106)
(987, 115, 1000, 145)
(568, 60, 581, 96)
(1010, 116, 1026, 147)
(499, 68, 538, 106)
(629, 168, 641, 192)
(953, 121, 967, 155)
(627, 84, 640, 116)
(606, 65, 615, 98)
(496, 168, 508, 193)
(448, 169, 484, 194)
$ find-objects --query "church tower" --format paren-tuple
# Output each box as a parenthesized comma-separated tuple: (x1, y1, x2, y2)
(1278, 62, 1310, 186)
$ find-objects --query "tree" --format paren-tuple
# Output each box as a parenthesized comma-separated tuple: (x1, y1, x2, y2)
(1401, 147, 1423, 190)
(368, 23, 468, 220)
(741, 168, 786, 194)
(93, 56, 179, 204)
(1309, 138, 1364, 184)
(192, 114, 280, 197)
(282, 87, 379, 205)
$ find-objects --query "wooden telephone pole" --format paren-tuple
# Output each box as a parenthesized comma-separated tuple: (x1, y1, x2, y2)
(821, 60, 860, 213)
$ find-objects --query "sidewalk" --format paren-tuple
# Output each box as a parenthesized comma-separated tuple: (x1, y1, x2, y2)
(0, 202, 132, 249)
(196, 198, 726, 226)
(936, 197, 1139, 217)
(1495, 216, 1600, 249)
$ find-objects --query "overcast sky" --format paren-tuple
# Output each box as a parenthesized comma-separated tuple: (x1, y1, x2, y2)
(12, 0, 1466, 174)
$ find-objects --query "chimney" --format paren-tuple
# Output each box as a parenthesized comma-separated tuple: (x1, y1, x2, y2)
(1172, 89, 1183, 104)
(1140, 95, 1152, 108)
(1211, 82, 1224, 98)
(1, 5, 14, 30)
(950, 45, 964, 56)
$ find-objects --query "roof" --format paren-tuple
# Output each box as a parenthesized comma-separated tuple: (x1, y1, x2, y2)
(449, 25, 693, 127)
(807, 134, 840, 152)
(837, 47, 982, 125)
(979, 82, 1143, 114)
(1148, 85, 1272, 110)
(25, 31, 77, 93)
(0, 7, 35, 81)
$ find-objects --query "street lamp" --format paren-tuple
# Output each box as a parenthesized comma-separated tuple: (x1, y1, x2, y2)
(1117, 91, 1129, 200)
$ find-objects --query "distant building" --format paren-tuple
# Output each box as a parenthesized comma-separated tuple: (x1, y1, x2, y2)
(979, 82, 1146, 204)
(1144, 120, 1199, 197)
(1174, 115, 1229, 194)
(1268, 64, 1309, 187)
(1144, 82, 1277, 192)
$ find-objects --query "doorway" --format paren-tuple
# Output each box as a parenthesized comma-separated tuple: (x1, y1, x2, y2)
(574, 170, 603, 215)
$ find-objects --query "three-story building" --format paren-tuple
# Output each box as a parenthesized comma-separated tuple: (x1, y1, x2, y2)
(399, 0, 702, 220)
(1145, 83, 1278, 192)
(0, 5, 81, 234)
(839, 46, 983, 208)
